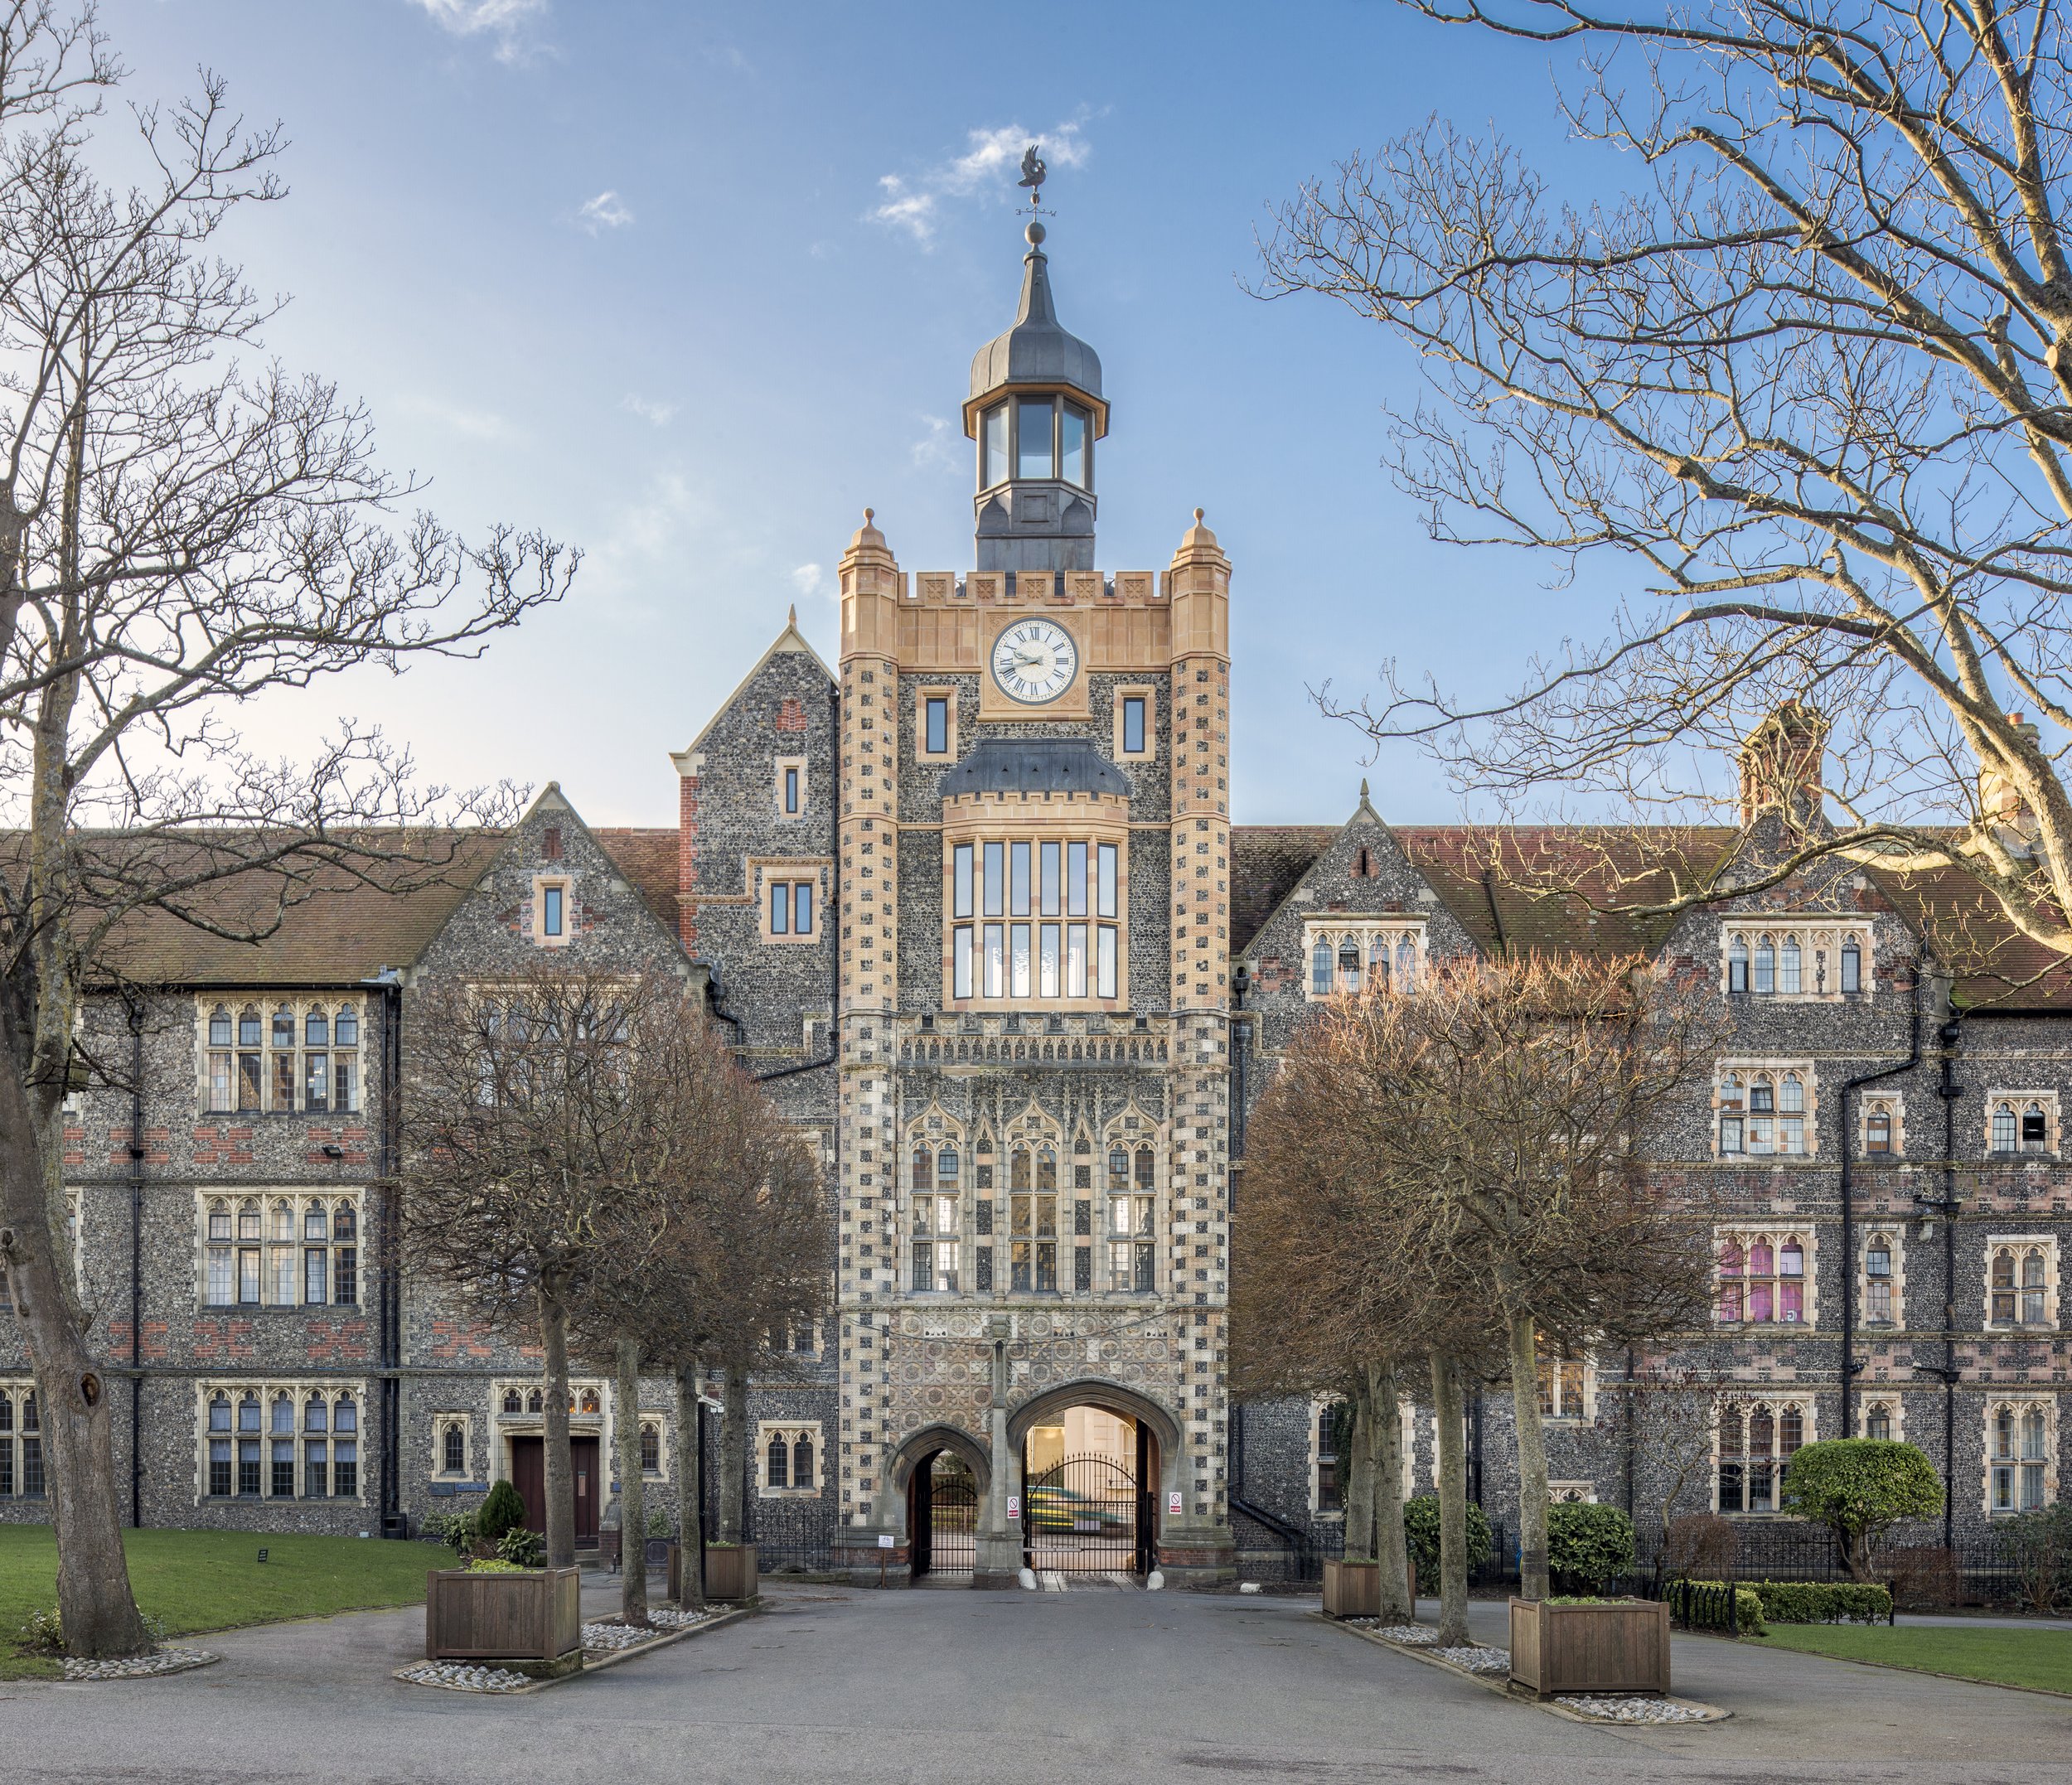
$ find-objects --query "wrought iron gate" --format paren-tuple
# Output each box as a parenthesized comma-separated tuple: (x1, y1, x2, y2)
(913, 1454, 978, 1577)
(1022, 1453, 1150, 1574)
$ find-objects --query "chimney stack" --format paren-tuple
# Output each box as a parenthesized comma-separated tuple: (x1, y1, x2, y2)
(1979, 713, 2042, 853)
(1736, 702, 1828, 829)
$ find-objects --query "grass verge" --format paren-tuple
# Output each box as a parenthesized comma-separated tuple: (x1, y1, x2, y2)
(0, 1526, 433, 1680)
(1751, 1622, 2072, 1695)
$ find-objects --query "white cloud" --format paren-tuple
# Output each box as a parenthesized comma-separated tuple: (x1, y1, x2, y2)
(910, 414, 955, 471)
(869, 120, 1091, 247)
(791, 564, 829, 600)
(395, 394, 520, 443)
(579, 190, 634, 235)
(407, 0, 549, 64)
(621, 394, 676, 428)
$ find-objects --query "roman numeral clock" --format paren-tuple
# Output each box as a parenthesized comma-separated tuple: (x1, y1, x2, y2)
(990, 617, 1079, 705)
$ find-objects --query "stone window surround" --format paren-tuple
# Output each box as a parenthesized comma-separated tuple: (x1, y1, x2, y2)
(758, 1420, 821, 1497)
(196, 1188, 361, 1311)
(530, 873, 574, 949)
(1861, 1224, 1906, 1330)
(433, 1412, 474, 1478)
(1859, 1394, 1905, 1441)
(1112, 684, 1158, 762)
(635, 1415, 670, 1482)
(1983, 1232, 2060, 1331)
(1712, 1393, 1818, 1515)
(1984, 1394, 2057, 1515)
(1720, 918, 1872, 1000)
(1714, 1224, 1821, 1328)
(1301, 920, 1428, 1002)
(1714, 1058, 1820, 1159)
(914, 684, 958, 761)
(1537, 1351, 1596, 1424)
(197, 993, 364, 1116)
(193, 1377, 368, 1506)
(1308, 1395, 1419, 1516)
(1862, 1091, 1905, 1159)
(774, 754, 809, 820)
(756, 858, 828, 945)
(0, 1380, 41, 1499)
(1549, 1479, 1599, 1504)
(1985, 1089, 2060, 1158)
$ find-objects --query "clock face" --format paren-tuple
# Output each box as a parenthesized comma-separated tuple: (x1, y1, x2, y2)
(990, 618, 1079, 704)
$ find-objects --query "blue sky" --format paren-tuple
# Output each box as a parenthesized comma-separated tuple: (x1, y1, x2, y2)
(104, 0, 1633, 827)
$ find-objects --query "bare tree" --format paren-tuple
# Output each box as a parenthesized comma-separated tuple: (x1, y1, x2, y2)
(1261, 0, 2072, 975)
(0, 5, 570, 1659)
(1343, 955, 1721, 1599)
(399, 969, 670, 1572)
(1607, 1359, 1725, 1575)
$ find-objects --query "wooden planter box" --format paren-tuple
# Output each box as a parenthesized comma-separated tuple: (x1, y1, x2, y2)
(704, 1543, 758, 1602)
(425, 1567, 582, 1671)
(666, 1541, 707, 1604)
(1323, 1560, 1380, 1618)
(1507, 1597, 1671, 1699)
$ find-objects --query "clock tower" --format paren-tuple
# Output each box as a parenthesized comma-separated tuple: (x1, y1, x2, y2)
(831, 215, 1235, 1589)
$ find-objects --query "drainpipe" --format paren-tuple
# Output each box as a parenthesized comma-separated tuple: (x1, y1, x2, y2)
(1926, 1004, 1965, 1556)
(127, 999, 145, 1530)
(364, 969, 404, 1536)
(1838, 970, 1924, 1436)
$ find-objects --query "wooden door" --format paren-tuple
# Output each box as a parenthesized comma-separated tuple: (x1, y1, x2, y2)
(571, 1435, 599, 1544)
(511, 1436, 546, 1534)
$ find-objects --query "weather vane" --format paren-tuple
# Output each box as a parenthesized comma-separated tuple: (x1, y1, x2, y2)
(1018, 143, 1054, 220)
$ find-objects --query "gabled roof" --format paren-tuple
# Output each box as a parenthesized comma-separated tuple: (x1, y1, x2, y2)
(1229, 825, 1336, 956)
(672, 608, 834, 765)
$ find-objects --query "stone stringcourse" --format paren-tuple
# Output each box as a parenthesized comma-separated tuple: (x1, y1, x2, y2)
(64, 1647, 220, 1681)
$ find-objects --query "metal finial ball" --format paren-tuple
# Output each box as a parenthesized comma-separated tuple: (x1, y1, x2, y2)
(1025, 220, 1046, 247)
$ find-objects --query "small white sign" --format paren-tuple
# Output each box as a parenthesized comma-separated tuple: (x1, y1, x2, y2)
(1007, 1494, 1020, 1518)
(1168, 1492, 1183, 1516)
(877, 1534, 895, 1550)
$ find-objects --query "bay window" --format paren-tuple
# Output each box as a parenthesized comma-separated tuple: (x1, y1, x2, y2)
(948, 835, 1121, 1004)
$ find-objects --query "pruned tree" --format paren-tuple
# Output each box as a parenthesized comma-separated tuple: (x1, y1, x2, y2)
(1348, 955, 1721, 1599)
(399, 967, 666, 1573)
(0, 3, 571, 1659)
(1259, 0, 2072, 979)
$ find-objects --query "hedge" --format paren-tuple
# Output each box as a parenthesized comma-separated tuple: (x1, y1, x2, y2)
(1748, 1579, 1892, 1625)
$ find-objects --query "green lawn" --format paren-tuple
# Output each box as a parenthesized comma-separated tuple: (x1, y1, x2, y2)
(0, 1526, 434, 1679)
(1752, 1622, 2072, 1695)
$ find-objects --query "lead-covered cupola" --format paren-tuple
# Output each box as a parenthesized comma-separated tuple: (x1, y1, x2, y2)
(966, 220, 1107, 573)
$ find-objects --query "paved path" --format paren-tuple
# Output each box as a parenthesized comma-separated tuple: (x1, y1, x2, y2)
(3, 1583, 2069, 1783)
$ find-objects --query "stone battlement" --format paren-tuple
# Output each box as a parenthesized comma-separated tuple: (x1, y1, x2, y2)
(906, 569, 1164, 606)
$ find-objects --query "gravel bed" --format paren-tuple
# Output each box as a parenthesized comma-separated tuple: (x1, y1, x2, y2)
(1366, 1623, 1439, 1645)
(1435, 1645, 1512, 1674)
(1556, 1695, 1716, 1724)
(397, 1662, 531, 1694)
(63, 1648, 218, 1681)
(581, 1622, 664, 1652)
(644, 1608, 710, 1629)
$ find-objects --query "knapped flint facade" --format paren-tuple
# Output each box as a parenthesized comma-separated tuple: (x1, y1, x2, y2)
(4, 224, 2069, 1584)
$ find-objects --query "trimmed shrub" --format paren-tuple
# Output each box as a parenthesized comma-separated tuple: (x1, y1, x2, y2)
(1780, 1440, 1942, 1579)
(424, 1509, 481, 1555)
(1998, 1504, 2072, 1614)
(1750, 1579, 1891, 1624)
(465, 1558, 529, 1575)
(1402, 1495, 1493, 1586)
(478, 1478, 529, 1544)
(1547, 1501, 1636, 1592)
(496, 1526, 546, 1568)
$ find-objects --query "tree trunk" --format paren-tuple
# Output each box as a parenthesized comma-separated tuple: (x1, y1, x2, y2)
(719, 1359, 747, 1546)
(674, 1362, 705, 1610)
(615, 1338, 648, 1626)
(1506, 1308, 1552, 1600)
(1342, 1378, 1375, 1564)
(539, 1288, 575, 1570)
(1370, 1362, 1412, 1623)
(1429, 1351, 1469, 1647)
(0, 1025, 148, 1658)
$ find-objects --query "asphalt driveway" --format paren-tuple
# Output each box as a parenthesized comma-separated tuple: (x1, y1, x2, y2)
(2, 1582, 2067, 1783)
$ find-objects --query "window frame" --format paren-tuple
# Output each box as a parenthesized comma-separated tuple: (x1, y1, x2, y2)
(199, 1190, 361, 1310)
(1986, 1396, 2057, 1514)
(758, 863, 826, 944)
(1720, 920, 1871, 1001)
(942, 824, 1128, 1010)
(1113, 685, 1157, 762)
(1300, 921, 1428, 1002)
(1715, 1226, 1818, 1327)
(1714, 1060, 1818, 1158)
(532, 876, 573, 948)
(1986, 1090, 2060, 1159)
(196, 1379, 366, 1503)
(916, 686, 957, 761)
(200, 995, 363, 1116)
(433, 1415, 473, 1479)
(756, 1420, 822, 1497)
(774, 755, 808, 820)
(1984, 1234, 2060, 1330)
(1714, 1395, 1813, 1514)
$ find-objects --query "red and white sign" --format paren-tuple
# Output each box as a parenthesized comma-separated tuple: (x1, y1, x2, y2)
(1167, 1491, 1183, 1516)
(1007, 1494, 1020, 1518)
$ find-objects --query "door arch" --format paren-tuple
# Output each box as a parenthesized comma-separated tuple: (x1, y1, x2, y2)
(888, 1424, 990, 1580)
(1009, 1380, 1181, 1576)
